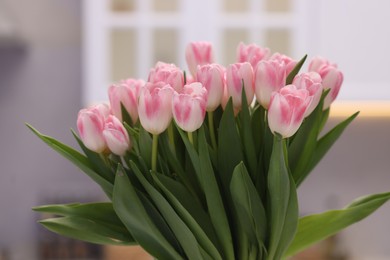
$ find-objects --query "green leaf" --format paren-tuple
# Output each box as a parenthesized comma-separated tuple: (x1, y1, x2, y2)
(130, 162, 205, 260)
(198, 127, 235, 260)
(230, 162, 267, 248)
(112, 165, 182, 260)
(267, 134, 292, 260)
(26, 124, 113, 198)
(139, 126, 153, 169)
(302, 111, 359, 185)
(39, 216, 134, 245)
(286, 54, 307, 85)
(217, 99, 244, 193)
(285, 192, 390, 257)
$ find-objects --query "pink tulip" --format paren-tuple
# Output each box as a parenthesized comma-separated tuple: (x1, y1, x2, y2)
(138, 82, 174, 135)
(292, 72, 323, 116)
(172, 83, 207, 132)
(236, 42, 270, 69)
(254, 60, 287, 109)
(103, 115, 130, 156)
(148, 62, 184, 92)
(77, 104, 110, 153)
(269, 53, 297, 76)
(268, 85, 310, 138)
(309, 57, 343, 109)
(185, 42, 214, 77)
(226, 62, 254, 109)
(108, 78, 144, 124)
(196, 64, 225, 111)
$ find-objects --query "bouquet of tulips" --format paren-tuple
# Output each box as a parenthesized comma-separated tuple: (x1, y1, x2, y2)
(29, 42, 390, 260)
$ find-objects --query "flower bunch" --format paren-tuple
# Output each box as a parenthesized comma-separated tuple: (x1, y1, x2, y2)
(29, 42, 390, 260)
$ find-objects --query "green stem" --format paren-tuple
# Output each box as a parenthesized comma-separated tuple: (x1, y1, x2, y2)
(167, 123, 176, 155)
(208, 111, 217, 150)
(187, 131, 194, 145)
(152, 134, 159, 172)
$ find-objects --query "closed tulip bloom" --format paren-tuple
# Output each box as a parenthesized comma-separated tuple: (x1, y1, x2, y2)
(138, 82, 174, 135)
(226, 62, 254, 109)
(236, 42, 270, 69)
(268, 85, 310, 138)
(185, 42, 214, 77)
(309, 57, 343, 109)
(103, 115, 130, 156)
(173, 83, 207, 132)
(77, 104, 109, 153)
(293, 72, 323, 116)
(270, 53, 297, 76)
(108, 78, 144, 124)
(196, 64, 225, 111)
(254, 59, 287, 109)
(148, 62, 184, 92)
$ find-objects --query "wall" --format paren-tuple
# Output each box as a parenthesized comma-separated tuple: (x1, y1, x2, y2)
(0, 1, 103, 259)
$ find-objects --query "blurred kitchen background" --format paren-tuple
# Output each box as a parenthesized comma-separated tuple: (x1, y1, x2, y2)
(0, 0, 389, 259)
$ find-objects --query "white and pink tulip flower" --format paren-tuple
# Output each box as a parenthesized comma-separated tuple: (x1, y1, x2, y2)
(148, 62, 184, 92)
(226, 62, 254, 110)
(196, 63, 225, 111)
(268, 85, 311, 138)
(269, 52, 297, 76)
(108, 78, 144, 124)
(309, 57, 343, 109)
(292, 72, 323, 116)
(185, 42, 214, 77)
(77, 104, 110, 153)
(254, 59, 287, 109)
(138, 82, 174, 135)
(103, 115, 130, 156)
(236, 42, 270, 69)
(172, 82, 207, 132)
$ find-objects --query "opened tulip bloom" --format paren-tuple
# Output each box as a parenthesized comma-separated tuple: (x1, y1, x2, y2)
(292, 72, 323, 116)
(173, 83, 207, 132)
(76, 104, 110, 153)
(185, 42, 214, 77)
(196, 63, 225, 111)
(108, 78, 144, 124)
(236, 42, 270, 69)
(268, 85, 310, 138)
(138, 82, 174, 135)
(255, 59, 287, 109)
(226, 62, 254, 109)
(148, 62, 184, 92)
(103, 115, 130, 156)
(269, 53, 297, 76)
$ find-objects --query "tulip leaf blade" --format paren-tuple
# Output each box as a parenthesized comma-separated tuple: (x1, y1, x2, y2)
(284, 191, 390, 257)
(112, 165, 183, 260)
(286, 54, 307, 85)
(300, 111, 359, 185)
(230, 162, 267, 251)
(198, 126, 235, 260)
(26, 124, 114, 198)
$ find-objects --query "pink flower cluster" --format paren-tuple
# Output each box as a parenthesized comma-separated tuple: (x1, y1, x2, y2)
(77, 42, 344, 154)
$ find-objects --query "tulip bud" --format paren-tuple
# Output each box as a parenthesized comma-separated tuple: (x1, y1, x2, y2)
(77, 104, 109, 153)
(108, 78, 144, 124)
(309, 57, 343, 109)
(254, 60, 286, 109)
(173, 83, 207, 132)
(148, 62, 184, 92)
(226, 62, 254, 110)
(185, 42, 214, 77)
(268, 85, 310, 138)
(292, 72, 323, 116)
(269, 53, 297, 76)
(138, 82, 174, 135)
(236, 42, 270, 69)
(196, 63, 225, 111)
(103, 115, 130, 156)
